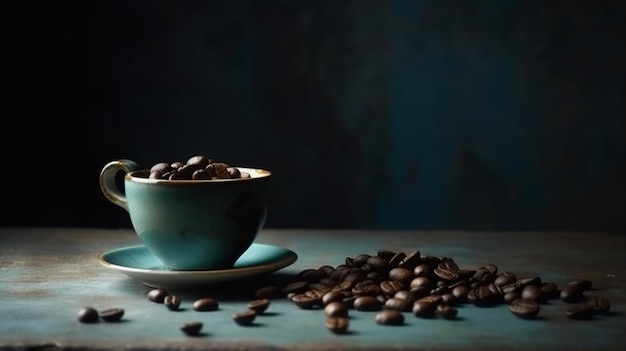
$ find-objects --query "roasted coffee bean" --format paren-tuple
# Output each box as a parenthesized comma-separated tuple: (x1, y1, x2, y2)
(255, 285, 283, 299)
(410, 276, 432, 289)
(352, 254, 371, 267)
(503, 291, 522, 305)
(440, 293, 457, 306)
(180, 321, 203, 336)
(472, 285, 500, 306)
(436, 304, 458, 319)
(451, 285, 470, 303)
(521, 285, 545, 303)
(326, 316, 349, 334)
(352, 281, 382, 296)
(540, 282, 560, 300)
(187, 155, 213, 166)
(388, 267, 414, 285)
(325, 301, 349, 318)
(375, 309, 405, 325)
(353, 296, 382, 311)
(164, 295, 181, 311)
(471, 264, 498, 285)
(589, 297, 611, 314)
(560, 283, 585, 303)
(148, 288, 168, 303)
(384, 297, 413, 312)
(566, 303, 596, 320)
(291, 294, 320, 309)
(394, 289, 419, 303)
(77, 306, 99, 323)
(399, 251, 421, 270)
(233, 310, 257, 326)
(322, 290, 347, 305)
(509, 298, 540, 319)
(366, 256, 389, 273)
(494, 272, 517, 287)
(99, 308, 124, 322)
(413, 264, 432, 277)
(298, 269, 324, 283)
(377, 249, 396, 261)
(247, 299, 270, 313)
(388, 252, 407, 267)
(284, 281, 309, 294)
(193, 297, 219, 311)
(412, 295, 442, 317)
(380, 280, 405, 296)
(569, 279, 592, 291)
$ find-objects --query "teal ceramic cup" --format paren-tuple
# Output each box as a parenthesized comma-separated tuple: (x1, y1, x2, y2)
(99, 159, 272, 271)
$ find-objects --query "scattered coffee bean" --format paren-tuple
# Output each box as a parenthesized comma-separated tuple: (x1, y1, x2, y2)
(353, 296, 382, 311)
(590, 297, 611, 314)
(326, 316, 349, 334)
(99, 308, 125, 322)
(375, 310, 405, 325)
(324, 301, 349, 318)
(509, 299, 540, 319)
(180, 321, 203, 336)
(193, 297, 219, 311)
(291, 293, 320, 309)
(255, 285, 283, 299)
(233, 310, 257, 326)
(566, 303, 596, 320)
(560, 283, 586, 303)
(77, 306, 99, 323)
(148, 289, 168, 303)
(436, 304, 458, 319)
(247, 299, 270, 314)
(164, 295, 181, 311)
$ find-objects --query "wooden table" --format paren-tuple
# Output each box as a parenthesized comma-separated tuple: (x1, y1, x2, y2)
(1, 227, 624, 351)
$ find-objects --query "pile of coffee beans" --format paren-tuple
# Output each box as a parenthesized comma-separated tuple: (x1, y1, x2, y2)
(147, 155, 250, 180)
(79, 248, 613, 337)
(252, 248, 613, 333)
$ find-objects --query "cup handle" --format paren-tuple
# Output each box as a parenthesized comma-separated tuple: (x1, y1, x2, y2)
(99, 159, 141, 212)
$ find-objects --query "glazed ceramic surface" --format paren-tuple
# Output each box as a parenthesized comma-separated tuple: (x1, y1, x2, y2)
(98, 243, 297, 289)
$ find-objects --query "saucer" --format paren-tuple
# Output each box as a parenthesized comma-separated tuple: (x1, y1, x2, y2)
(98, 243, 297, 289)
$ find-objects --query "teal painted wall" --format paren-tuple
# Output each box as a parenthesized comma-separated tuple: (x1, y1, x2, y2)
(5, 0, 625, 232)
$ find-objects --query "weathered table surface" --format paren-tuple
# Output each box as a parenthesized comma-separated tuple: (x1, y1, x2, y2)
(1, 227, 624, 351)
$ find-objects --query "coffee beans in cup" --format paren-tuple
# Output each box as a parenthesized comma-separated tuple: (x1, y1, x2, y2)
(147, 155, 251, 180)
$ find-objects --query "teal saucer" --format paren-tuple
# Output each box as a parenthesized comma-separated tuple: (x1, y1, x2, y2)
(98, 243, 297, 289)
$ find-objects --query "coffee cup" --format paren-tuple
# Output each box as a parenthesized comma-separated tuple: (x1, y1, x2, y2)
(99, 158, 272, 271)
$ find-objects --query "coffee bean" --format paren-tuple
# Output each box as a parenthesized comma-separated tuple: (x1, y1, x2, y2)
(436, 304, 458, 319)
(99, 308, 124, 322)
(255, 285, 283, 299)
(284, 281, 309, 295)
(324, 301, 349, 318)
(326, 316, 349, 334)
(77, 306, 99, 323)
(247, 299, 270, 313)
(590, 297, 611, 314)
(291, 293, 320, 309)
(353, 296, 382, 311)
(509, 298, 540, 319)
(180, 321, 203, 336)
(233, 310, 257, 326)
(412, 295, 442, 317)
(193, 297, 219, 311)
(384, 297, 413, 312)
(521, 284, 545, 303)
(148, 289, 168, 303)
(164, 295, 181, 311)
(375, 309, 405, 325)
(566, 303, 596, 320)
(560, 283, 585, 303)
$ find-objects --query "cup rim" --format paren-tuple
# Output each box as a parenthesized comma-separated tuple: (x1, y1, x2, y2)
(126, 166, 272, 184)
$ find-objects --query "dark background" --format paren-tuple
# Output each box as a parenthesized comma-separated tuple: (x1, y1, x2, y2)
(5, 0, 625, 232)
